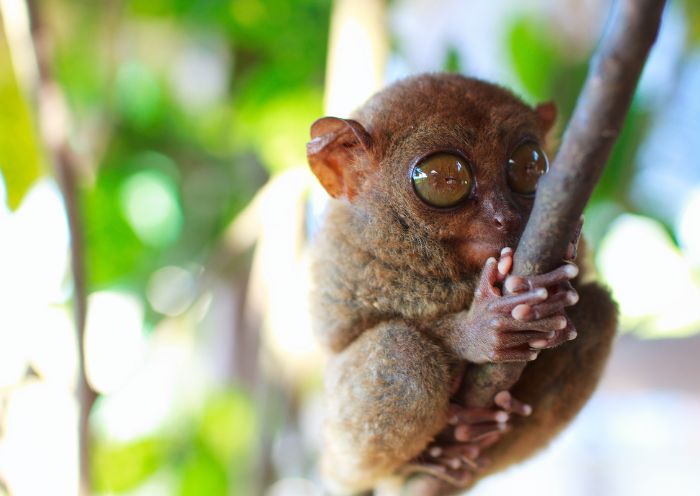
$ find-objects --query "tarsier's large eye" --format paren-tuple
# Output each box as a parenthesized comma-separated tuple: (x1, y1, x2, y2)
(507, 141, 549, 195)
(412, 153, 474, 208)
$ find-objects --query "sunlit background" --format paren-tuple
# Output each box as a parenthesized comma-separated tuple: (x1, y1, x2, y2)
(0, 0, 699, 495)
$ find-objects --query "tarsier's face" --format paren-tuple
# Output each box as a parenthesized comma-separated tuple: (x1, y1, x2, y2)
(307, 75, 555, 273)
(365, 97, 553, 271)
(404, 137, 549, 269)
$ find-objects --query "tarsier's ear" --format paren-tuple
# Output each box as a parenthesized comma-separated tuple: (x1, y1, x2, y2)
(306, 117, 372, 200)
(535, 101, 557, 133)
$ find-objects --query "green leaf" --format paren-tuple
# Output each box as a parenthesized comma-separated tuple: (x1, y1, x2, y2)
(591, 102, 650, 204)
(178, 447, 228, 496)
(198, 389, 255, 466)
(507, 18, 557, 100)
(683, 0, 700, 45)
(93, 437, 168, 492)
(442, 46, 462, 73)
(234, 88, 323, 173)
(0, 18, 43, 210)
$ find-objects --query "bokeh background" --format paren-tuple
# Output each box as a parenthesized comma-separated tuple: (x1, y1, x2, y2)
(0, 0, 699, 495)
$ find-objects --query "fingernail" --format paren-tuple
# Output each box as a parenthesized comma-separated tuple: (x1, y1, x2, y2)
(494, 411, 509, 423)
(505, 277, 525, 293)
(568, 331, 578, 340)
(463, 446, 479, 459)
(501, 247, 512, 256)
(546, 331, 555, 338)
(535, 288, 548, 299)
(522, 404, 533, 416)
(429, 447, 442, 457)
(448, 415, 459, 425)
(565, 265, 579, 277)
(530, 339, 548, 349)
(455, 426, 470, 441)
(449, 458, 461, 470)
(528, 351, 539, 361)
(498, 258, 509, 275)
(567, 291, 579, 304)
(494, 391, 510, 404)
(512, 304, 530, 320)
(557, 316, 567, 329)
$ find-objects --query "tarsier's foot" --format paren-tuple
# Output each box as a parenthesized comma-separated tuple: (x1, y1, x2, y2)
(401, 391, 532, 488)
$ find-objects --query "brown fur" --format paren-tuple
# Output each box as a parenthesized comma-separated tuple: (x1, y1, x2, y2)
(307, 73, 617, 493)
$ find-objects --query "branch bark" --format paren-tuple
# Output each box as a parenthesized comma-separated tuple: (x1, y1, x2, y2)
(410, 0, 666, 492)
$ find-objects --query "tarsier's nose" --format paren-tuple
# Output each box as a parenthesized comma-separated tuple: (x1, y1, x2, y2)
(491, 206, 520, 232)
(494, 212, 507, 230)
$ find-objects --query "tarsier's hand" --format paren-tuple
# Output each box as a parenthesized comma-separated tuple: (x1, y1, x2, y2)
(457, 246, 579, 363)
(501, 216, 584, 350)
(401, 391, 532, 488)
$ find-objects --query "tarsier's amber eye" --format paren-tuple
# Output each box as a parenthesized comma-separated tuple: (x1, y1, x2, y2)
(412, 153, 473, 208)
(507, 142, 549, 195)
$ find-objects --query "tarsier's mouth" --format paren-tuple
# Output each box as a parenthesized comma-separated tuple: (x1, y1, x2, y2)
(452, 235, 521, 268)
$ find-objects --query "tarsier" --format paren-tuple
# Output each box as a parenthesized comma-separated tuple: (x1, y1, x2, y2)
(306, 73, 617, 494)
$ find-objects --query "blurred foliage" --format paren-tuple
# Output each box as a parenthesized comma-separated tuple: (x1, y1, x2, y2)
(43, 0, 331, 297)
(93, 437, 167, 492)
(0, 19, 43, 210)
(93, 388, 255, 495)
(683, 0, 700, 44)
(442, 46, 462, 73)
(508, 17, 589, 121)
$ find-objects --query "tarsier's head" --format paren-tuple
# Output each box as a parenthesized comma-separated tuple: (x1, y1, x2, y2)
(307, 73, 556, 275)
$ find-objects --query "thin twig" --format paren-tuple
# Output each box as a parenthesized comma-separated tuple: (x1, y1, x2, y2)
(25, 2, 97, 495)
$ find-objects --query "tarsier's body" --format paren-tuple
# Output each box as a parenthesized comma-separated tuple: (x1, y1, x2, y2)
(307, 74, 617, 494)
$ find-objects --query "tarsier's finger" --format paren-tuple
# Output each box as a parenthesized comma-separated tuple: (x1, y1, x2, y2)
(400, 463, 474, 489)
(489, 346, 539, 362)
(499, 331, 555, 348)
(487, 288, 547, 313)
(505, 264, 578, 294)
(443, 468, 475, 488)
(435, 455, 489, 475)
(546, 280, 576, 299)
(436, 456, 464, 471)
(526, 291, 579, 320)
(454, 422, 508, 443)
(401, 462, 446, 477)
(496, 247, 513, 282)
(430, 443, 480, 461)
(447, 404, 509, 425)
(529, 322, 577, 349)
(494, 391, 532, 416)
(512, 293, 577, 320)
(477, 257, 500, 296)
(497, 314, 567, 332)
(476, 432, 501, 450)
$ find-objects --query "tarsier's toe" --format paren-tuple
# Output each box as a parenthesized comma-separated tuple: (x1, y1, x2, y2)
(400, 461, 475, 488)
(494, 390, 532, 416)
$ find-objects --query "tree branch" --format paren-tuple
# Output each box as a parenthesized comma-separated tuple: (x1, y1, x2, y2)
(25, 2, 97, 495)
(460, 0, 665, 412)
(411, 0, 666, 492)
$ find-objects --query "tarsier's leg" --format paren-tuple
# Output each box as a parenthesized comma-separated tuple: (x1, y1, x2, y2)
(476, 281, 618, 478)
(321, 320, 456, 494)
